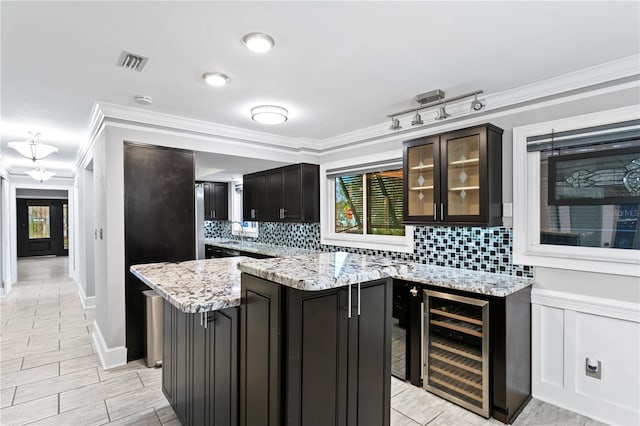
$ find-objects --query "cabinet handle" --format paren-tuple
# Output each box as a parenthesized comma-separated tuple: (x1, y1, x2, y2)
(441, 203, 444, 219)
(213, 210, 216, 219)
(204, 311, 208, 329)
(251, 208, 255, 219)
(357, 281, 361, 316)
(200, 312, 203, 326)
(410, 286, 418, 297)
(433, 203, 437, 221)
(348, 284, 352, 319)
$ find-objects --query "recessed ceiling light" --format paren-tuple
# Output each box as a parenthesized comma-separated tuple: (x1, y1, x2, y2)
(202, 72, 230, 87)
(242, 32, 275, 53)
(251, 105, 287, 125)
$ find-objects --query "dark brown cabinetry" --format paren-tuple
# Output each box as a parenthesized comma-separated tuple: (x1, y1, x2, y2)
(163, 300, 239, 426)
(403, 124, 503, 226)
(243, 163, 319, 222)
(198, 181, 229, 221)
(401, 281, 531, 424)
(240, 274, 391, 426)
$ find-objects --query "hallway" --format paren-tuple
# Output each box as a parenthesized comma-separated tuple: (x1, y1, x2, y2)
(0, 257, 180, 425)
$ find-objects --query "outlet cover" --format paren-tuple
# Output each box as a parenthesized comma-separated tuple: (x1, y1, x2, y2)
(585, 359, 602, 379)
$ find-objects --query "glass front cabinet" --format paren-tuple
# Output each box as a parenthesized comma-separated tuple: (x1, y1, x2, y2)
(403, 124, 503, 226)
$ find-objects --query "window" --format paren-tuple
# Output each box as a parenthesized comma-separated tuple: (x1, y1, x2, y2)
(513, 106, 640, 276)
(335, 170, 404, 236)
(322, 153, 413, 253)
(232, 183, 258, 238)
(28, 205, 50, 239)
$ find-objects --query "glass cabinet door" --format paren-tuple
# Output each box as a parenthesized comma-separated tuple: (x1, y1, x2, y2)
(406, 138, 437, 219)
(444, 133, 481, 218)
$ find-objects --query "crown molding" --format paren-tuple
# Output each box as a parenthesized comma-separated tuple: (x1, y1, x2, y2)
(75, 55, 640, 168)
(317, 54, 640, 152)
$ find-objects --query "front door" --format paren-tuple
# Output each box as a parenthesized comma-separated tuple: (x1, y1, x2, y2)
(17, 199, 68, 257)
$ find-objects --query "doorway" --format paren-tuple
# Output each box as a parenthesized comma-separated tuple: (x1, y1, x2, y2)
(17, 198, 69, 257)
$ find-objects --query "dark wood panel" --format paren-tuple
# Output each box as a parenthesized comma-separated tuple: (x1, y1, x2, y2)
(174, 305, 191, 424)
(191, 313, 207, 425)
(286, 289, 347, 426)
(162, 300, 174, 401)
(240, 274, 281, 426)
(211, 309, 239, 426)
(213, 182, 229, 221)
(351, 280, 391, 426)
(124, 143, 195, 361)
(267, 170, 284, 221)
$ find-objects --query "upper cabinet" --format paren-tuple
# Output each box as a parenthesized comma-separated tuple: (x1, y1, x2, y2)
(243, 163, 319, 223)
(403, 124, 503, 226)
(198, 181, 229, 221)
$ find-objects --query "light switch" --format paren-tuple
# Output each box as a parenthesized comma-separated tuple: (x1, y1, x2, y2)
(503, 203, 513, 218)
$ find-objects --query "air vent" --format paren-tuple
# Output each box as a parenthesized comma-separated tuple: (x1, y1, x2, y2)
(117, 50, 149, 72)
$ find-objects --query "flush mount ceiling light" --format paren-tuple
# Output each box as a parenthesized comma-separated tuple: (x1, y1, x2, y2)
(8, 132, 58, 161)
(134, 95, 153, 105)
(387, 89, 484, 131)
(251, 105, 288, 125)
(202, 72, 230, 87)
(242, 32, 275, 53)
(25, 165, 55, 182)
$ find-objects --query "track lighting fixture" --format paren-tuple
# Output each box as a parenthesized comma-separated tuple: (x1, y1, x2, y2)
(389, 118, 401, 131)
(411, 111, 423, 126)
(386, 89, 483, 131)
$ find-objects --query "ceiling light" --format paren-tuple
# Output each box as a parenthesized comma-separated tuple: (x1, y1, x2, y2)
(389, 118, 401, 131)
(470, 95, 484, 111)
(435, 105, 450, 121)
(251, 105, 288, 124)
(410, 111, 423, 126)
(134, 95, 153, 105)
(242, 32, 275, 53)
(25, 166, 55, 182)
(203, 72, 230, 87)
(8, 132, 58, 161)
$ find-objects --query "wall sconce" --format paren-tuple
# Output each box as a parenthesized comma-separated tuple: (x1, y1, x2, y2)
(387, 89, 484, 131)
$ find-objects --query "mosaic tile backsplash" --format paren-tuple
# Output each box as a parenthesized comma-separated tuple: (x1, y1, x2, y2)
(204, 221, 534, 278)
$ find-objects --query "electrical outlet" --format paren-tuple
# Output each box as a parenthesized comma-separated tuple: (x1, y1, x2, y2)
(585, 358, 602, 379)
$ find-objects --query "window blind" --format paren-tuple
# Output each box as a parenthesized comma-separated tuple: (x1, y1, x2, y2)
(526, 119, 640, 152)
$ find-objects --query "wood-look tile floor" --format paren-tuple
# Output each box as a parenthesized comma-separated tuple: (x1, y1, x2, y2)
(1, 256, 607, 426)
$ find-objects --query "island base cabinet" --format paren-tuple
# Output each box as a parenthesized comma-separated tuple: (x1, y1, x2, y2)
(162, 300, 239, 426)
(240, 274, 391, 426)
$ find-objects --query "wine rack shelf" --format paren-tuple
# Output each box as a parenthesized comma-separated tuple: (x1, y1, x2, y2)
(424, 290, 489, 418)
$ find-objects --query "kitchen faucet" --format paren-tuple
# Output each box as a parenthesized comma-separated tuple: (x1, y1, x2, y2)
(230, 221, 245, 243)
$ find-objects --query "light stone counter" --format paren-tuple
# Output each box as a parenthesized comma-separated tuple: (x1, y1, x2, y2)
(130, 257, 246, 313)
(204, 237, 319, 257)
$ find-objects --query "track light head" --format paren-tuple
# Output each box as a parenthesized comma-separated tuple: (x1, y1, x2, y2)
(389, 118, 401, 131)
(411, 111, 423, 126)
(470, 95, 483, 111)
(434, 106, 450, 121)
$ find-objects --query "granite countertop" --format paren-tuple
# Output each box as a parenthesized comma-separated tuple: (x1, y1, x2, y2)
(238, 252, 414, 291)
(394, 264, 533, 297)
(205, 237, 319, 257)
(238, 252, 533, 296)
(130, 257, 246, 313)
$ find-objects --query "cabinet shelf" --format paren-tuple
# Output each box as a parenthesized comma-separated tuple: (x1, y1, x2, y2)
(430, 308, 482, 326)
(430, 346, 483, 375)
(449, 158, 479, 166)
(430, 359, 483, 390)
(410, 164, 434, 170)
(430, 374, 483, 403)
(448, 186, 480, 191)
(409, 186, 434, 190)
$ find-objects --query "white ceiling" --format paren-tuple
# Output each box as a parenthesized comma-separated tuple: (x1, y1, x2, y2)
(2, 1, 639, 178)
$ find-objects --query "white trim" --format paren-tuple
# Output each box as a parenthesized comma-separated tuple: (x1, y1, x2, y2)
(531, 288, 640, 323)
(77, 279, 96, 309)
(513, 105, 640, 277)
(91, 320, 127, 370)
(531, 288, 640, 425)
(320, 151, 414, 254)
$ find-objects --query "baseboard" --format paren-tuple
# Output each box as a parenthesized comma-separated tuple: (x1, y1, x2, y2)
(532, 289, 640, 425)
(92, 320, 127, 370)
(76, 280, 96, 309)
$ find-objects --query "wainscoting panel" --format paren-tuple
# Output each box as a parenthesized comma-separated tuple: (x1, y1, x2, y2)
(532, 288, 640, 425)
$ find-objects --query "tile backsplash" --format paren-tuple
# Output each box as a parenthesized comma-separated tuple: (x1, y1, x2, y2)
(204, 221, 534, 278)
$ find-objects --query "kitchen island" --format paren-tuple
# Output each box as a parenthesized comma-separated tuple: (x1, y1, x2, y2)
(131, 252, 414, 426)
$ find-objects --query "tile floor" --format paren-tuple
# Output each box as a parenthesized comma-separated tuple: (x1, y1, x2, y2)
(0, 256, 606, 426)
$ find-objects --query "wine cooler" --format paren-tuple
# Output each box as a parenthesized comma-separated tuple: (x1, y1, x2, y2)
(423, 290, 489, 417)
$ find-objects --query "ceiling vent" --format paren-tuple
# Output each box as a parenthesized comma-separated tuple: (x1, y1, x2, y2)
(117, 50, 149, 72)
